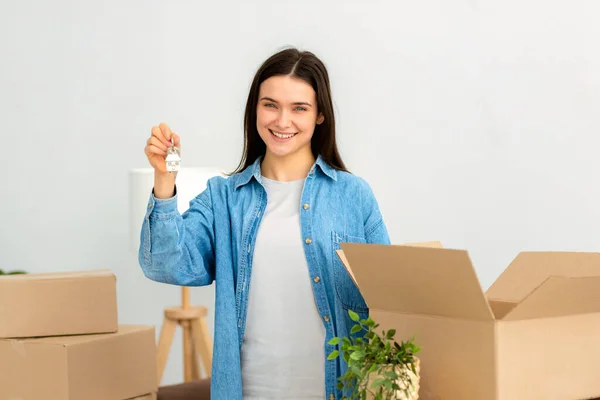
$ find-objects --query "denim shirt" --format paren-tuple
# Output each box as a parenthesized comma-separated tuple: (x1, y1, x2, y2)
(138, 155, 390, 400)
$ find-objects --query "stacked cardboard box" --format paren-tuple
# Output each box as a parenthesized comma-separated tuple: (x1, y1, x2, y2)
(0, 270, 158, 400)
(336, 242, 600, 400)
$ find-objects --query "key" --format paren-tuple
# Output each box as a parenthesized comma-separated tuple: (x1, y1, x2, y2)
(165, 137, 181, 173)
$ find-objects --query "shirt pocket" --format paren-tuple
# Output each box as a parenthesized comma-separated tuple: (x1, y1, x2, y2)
(331, 231, 369, 312)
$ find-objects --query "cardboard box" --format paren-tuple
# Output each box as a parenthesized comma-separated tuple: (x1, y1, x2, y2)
(337, 243, 600, 400)
(0, 325, 158, 400)
(0, 269, 118, 338)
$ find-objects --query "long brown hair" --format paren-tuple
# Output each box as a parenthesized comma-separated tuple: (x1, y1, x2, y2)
(229, 47, 348, 175)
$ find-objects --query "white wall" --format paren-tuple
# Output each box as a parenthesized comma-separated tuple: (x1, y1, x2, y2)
(2, 0, 599, 385)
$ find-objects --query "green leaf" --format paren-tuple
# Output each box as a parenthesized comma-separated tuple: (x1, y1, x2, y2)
(350, 324, 362, 334)
(385, 371, 397, 379)
(348, 309, 360, 322)
(328, 337, 340, 345)
(385, 329, 396, 339)
(350, 351, 365, 360)
(371, 378, 385, 388)
(343, 351, 350, 363)
(384, 379, 392, 390)
(327, 350, 339, 360)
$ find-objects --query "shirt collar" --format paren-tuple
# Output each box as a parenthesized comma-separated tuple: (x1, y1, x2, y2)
(233, 154, 338, 190)
(314, 154, 338, 181)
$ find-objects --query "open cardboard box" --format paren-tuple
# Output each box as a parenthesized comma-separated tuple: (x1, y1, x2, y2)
(336, 242, 600, 400)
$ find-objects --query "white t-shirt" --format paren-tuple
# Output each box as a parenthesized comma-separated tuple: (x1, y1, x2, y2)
(241, 176, 326, 399)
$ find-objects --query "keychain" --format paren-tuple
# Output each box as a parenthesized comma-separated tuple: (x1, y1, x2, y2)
(165, 137, 181, 173)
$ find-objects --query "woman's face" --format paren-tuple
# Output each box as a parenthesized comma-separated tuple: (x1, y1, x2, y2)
(256, 75, 324, 159)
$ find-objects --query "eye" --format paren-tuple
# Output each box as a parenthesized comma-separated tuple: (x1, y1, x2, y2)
(295, 106, 307, 111)
(264, 103, 276, 108)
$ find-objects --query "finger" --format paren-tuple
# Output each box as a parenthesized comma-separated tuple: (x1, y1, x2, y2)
(145, 144, 167, 157)
(172, 133, 181, 148)
(147, 136, 168, 151)
(159, 122, 173, 142)
(152, 126, 170, 147)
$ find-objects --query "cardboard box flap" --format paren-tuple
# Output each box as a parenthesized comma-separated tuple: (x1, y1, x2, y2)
(335, 242, 445, 289)
(338, 243, 494, 320)
(502, 275, 600, 320)
(486, 252, 600, 302)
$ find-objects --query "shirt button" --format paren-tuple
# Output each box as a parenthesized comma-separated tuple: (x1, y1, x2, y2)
(323, 316, 330, 322)
(313, 276, 320, 283)
(303, 203, 310, 210)
(305, 238, 312, 244)
(329, 394, 335, 400)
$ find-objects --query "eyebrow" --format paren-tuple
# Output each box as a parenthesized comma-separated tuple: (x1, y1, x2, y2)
(259, 97, 313, 107)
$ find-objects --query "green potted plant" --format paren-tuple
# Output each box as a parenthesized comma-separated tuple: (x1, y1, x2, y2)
(328, 310, 421, 400)
(0, 268, 27, 276)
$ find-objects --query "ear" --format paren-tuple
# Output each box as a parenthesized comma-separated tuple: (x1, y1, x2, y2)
(316, 113, 325, 125)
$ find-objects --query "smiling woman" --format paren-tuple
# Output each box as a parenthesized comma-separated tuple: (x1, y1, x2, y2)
(254, 75, 324, 170)
(232, 48, 345, 182)
(139, 47, 390, 400)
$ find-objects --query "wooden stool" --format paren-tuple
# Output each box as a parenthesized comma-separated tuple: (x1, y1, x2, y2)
(156, 287, 213, 384)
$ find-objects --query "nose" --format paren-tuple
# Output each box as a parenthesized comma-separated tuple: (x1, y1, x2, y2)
(276, 110, 292, 129)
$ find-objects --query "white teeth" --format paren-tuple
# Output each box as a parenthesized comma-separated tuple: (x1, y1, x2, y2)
(272, 130, 295, 139)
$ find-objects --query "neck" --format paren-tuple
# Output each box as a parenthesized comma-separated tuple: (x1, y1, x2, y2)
(261, 147, 315, 182)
